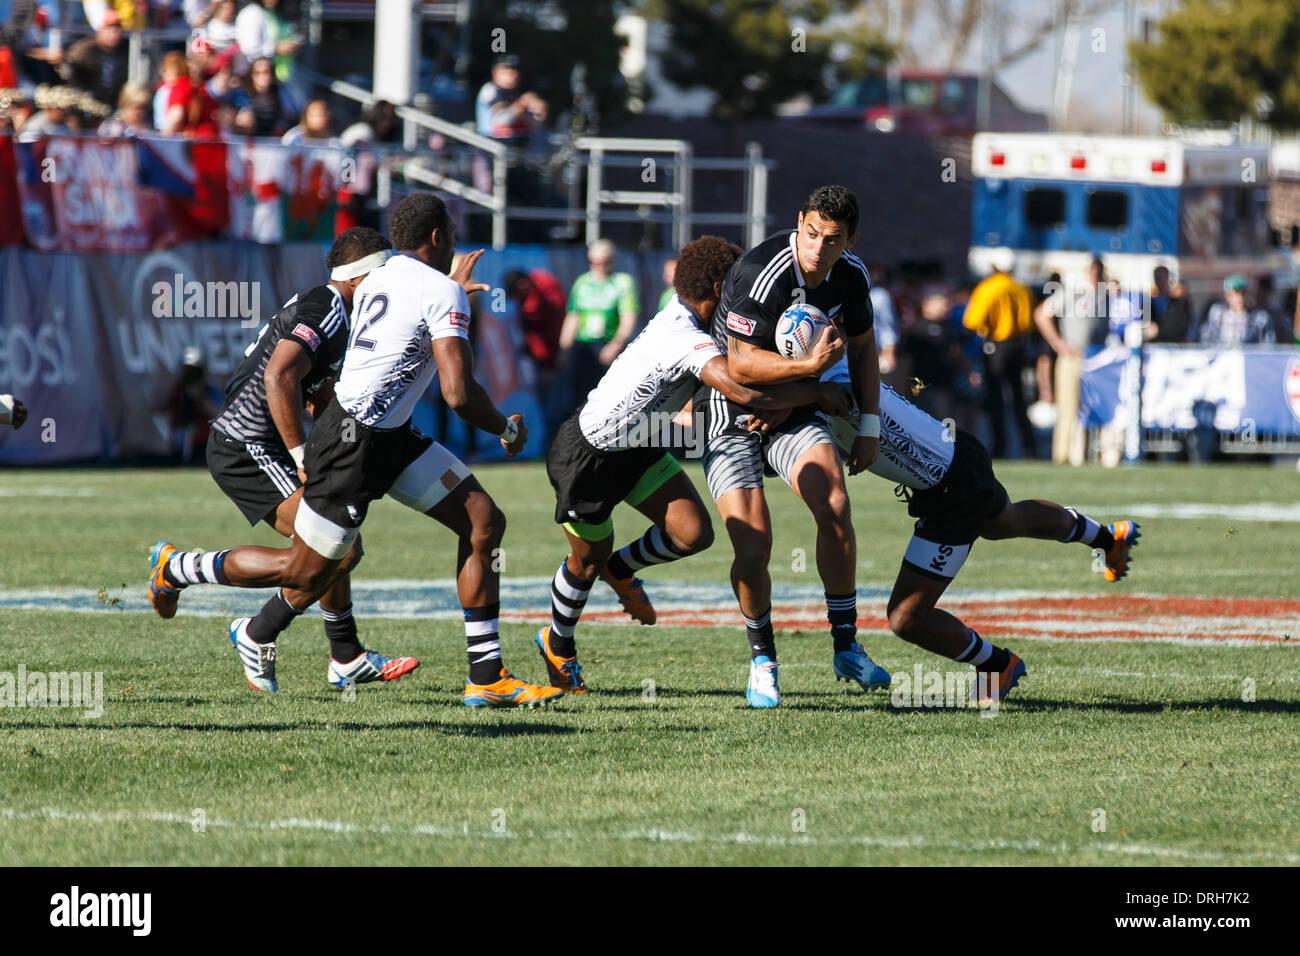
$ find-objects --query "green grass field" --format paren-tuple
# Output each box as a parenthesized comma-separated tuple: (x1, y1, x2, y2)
(1, 461, 1297, 865)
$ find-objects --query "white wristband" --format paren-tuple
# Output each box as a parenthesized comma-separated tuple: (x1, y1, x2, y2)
(288, 444, 306, 468)
(0, 394, 12, 426)
(499, 418, 519, 443)
(857, 413, 881, 439)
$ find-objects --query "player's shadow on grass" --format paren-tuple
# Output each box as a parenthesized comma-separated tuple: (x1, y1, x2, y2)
(771, 699, 891, 711)
(878, 696, 1300, 715)
(1000, 696, 1300, 715)
(49, 720, 584, 736)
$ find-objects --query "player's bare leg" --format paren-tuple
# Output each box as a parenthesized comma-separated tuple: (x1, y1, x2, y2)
(787, 442, 889, 691)
(150, 488, 349, 616)
(226, 494, 361, 662)
(428, 475, 561, 706)
(886, 566, 968, 658)
(600, 470, 716, 625)
(982, 499, 1138, 582)
(715, 486, 775, 643)
(787, 443, 855, 594)
(537, 526, 611, 694)
(715, 485, 781, 706)
(630, 472, 715, 559)
(886, 559, 1024, 705)
(426, 475, 504, 612)
(540, 472, 716, 692)
(266, 496, 415, 686)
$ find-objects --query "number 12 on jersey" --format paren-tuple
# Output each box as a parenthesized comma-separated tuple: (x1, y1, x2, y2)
(351, 293, 389, 351)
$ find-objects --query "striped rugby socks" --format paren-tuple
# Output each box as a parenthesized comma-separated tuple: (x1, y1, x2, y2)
(549, 561, 593, 658)
(162, 549, 230, 588)
(465, 604, 503, 685)
(1062, 507, 1115, 552)
(606, 526, 691, 581)
(954, 627, 1010, 673)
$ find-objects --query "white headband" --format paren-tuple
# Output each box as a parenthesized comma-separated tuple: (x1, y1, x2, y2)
(330, 249, 392, 281)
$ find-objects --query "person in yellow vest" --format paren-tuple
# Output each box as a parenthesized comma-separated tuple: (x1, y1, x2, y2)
(962, 252, 1037, 458)
(82, 1, 144, 31)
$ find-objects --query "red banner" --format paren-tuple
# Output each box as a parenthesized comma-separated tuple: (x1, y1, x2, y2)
(0, 136, 23, 247)
(2, 135, 348, 252)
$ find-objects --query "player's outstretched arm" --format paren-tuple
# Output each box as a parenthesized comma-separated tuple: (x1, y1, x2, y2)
(727, 326, 843, 386)
(433, 336, 527, 456)
(263, 340, 314, 473)
(845, 328, 880, 475)
(699, 357, 850, 417)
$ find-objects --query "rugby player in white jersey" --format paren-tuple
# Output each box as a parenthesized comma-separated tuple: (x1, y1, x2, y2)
(538, 236, 850, 693)
(815, 373, 1140, 704)
(148, 228, 420, 692)
(159, 193, 561, 707)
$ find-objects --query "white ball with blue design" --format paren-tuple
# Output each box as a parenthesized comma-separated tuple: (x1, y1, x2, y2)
(773, 303, 830, 360)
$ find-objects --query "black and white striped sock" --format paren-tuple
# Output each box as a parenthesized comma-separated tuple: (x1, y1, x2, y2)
(606, 525, 691, 581)
(550, 561, 593, 657)
(464, 603, 502, 685)
(954, 627, 1010, 672)
(163, 549, 231, 587)
(1062, 507, 1114, 551)
(322, 604, 363, 663)
(745, 609, 776, 660)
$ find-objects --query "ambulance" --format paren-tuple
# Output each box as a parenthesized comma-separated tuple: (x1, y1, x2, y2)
(968, 132, 1289, 296)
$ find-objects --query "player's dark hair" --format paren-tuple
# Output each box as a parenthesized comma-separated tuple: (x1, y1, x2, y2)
(503, 269, 529, 292)
(389, 192, 451, 251)
(801, 184, 859, 236)
(674, 236, 742, 302)
(326, 226, 392, 269)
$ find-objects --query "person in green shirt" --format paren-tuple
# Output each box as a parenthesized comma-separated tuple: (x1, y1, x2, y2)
(560, 239, 640, 410)
(657, 256, 677, 312)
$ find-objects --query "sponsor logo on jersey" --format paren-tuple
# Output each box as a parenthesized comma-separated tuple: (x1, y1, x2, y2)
(694, 341, 719, 352)
(291, 323, 321, 351)
(449, 311, 470, 329)
(726, 312, 755, 335)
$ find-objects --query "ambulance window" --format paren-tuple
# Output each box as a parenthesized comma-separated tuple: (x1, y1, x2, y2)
(1087, 190, 1128, 229)
(1024, 188, 1065, 227)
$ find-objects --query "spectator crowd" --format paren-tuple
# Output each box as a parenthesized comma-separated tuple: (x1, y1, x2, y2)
(0, 1, 407, 145)
(869, 255, 1300, 466)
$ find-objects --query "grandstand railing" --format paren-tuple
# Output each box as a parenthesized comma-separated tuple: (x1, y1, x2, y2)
(302, 70, 776, 251)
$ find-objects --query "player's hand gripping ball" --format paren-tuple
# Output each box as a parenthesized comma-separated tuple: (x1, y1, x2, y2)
(774, 303, 830, 360)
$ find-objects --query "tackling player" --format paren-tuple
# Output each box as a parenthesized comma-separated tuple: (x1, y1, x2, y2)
(148, 227, 419, 691)
(824, 381, 1139, 703)
(156, 193, 560, 707)
(696, 185, 889, 708)
(537, 236, 849, 693)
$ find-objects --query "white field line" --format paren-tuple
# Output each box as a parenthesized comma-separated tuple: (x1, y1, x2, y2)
(1062, 667, 1300, 685)
(1, 806, 1293, 864)
(1071, 502, 1300, 522)
(0, 488, 98, 497)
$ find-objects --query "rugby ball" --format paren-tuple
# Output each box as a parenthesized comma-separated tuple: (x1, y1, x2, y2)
(774, 303, 829, 360)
